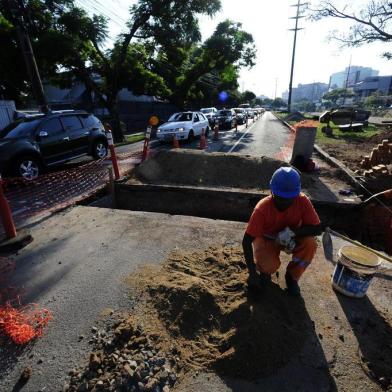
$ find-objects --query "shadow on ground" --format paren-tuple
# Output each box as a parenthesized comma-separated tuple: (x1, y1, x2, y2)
(337, 293, 392, 388)
(213, 282, 338, 391)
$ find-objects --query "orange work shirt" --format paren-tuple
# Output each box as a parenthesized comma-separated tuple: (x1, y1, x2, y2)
(246, 193, 320, 238)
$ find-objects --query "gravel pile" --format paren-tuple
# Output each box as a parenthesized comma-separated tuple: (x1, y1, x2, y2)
(65, 317, 179, 392)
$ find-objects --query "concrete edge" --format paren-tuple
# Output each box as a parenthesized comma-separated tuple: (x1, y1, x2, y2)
(271, 112, 295, 133)
(313, 144, 365, 191)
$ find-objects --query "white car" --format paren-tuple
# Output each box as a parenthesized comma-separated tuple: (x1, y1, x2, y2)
(156, 111, 210, 143)
(200, 107, 218, 125)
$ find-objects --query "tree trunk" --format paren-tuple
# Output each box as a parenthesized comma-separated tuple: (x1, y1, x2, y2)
(106, 99, 124, 143)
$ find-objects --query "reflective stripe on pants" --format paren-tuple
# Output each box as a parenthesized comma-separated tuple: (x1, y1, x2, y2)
(252, 236, 317, 281)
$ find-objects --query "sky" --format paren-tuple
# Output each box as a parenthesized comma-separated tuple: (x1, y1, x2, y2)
(77, 0, 391, 99)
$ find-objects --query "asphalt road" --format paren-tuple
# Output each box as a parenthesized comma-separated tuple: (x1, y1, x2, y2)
(218, 111, 292, 159)
(57, 111, 289, 171)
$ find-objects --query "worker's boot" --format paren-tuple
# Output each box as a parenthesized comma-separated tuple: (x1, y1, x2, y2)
(285, 271, 300, 297)
(259, 273, 271, 293)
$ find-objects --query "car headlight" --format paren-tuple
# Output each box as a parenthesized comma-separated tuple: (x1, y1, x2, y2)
(176, 127, 185, 132)
(157, 129, 162, 133)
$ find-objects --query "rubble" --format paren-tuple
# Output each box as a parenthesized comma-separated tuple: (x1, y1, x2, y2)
(66, 317, 179, 392)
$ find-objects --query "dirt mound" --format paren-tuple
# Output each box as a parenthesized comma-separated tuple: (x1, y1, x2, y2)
(368, 130, 392, 144)
(133, 150, 315, 190)
(131, 247, 313, 380)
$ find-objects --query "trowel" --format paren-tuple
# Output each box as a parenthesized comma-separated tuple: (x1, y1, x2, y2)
(322, 227, 392, 266)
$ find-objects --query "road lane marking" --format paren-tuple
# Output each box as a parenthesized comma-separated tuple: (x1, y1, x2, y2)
(227, 119, 259, 153)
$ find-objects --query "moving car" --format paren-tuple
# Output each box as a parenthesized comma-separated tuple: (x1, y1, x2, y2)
(0, 110, 108, 180)
(200, 107, 218, 126)
(214, 109, 237, 129)
(156, 111, 209, 143)
(233, 108, 247, 125)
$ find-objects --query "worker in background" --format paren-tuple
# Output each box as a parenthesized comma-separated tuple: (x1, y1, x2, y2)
(242, 167, 322, 296)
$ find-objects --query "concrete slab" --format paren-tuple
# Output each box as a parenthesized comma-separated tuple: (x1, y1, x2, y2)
(0, 206, 391, 392)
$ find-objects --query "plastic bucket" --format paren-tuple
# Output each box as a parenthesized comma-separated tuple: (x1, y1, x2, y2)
(332, 246, 381, 298)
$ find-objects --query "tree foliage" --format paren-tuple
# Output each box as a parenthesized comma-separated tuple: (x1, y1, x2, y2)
(310, 1, 392, 59)
(323, 88, 355, 104)
(0, 0, 256, 140)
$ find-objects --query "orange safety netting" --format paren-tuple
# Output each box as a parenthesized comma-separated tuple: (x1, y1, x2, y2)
(0, 303, 52, 345)
(0, 257, 53, 345)
(0, 151, 142, 237)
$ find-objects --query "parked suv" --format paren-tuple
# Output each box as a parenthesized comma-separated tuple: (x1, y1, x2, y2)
(0, 110, 108, 180)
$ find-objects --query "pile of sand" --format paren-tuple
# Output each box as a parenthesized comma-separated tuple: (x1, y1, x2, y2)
(130, 246, 314, 379)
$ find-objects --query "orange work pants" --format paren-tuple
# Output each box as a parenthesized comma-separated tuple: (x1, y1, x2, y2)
(252, 236, 317, 281)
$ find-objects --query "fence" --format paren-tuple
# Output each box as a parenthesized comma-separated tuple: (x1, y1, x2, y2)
(0, 151, 142, 236)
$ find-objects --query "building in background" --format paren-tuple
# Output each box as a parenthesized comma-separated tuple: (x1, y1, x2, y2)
(353, 75, 392, 100)
(282, 82, 328, 103)
(329, 66, 379, 90)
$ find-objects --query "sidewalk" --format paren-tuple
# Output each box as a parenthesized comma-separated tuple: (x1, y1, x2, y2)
(1, 205, 390, 391)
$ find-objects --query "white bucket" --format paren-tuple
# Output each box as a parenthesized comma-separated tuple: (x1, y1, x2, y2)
(332, 246, 381, 298)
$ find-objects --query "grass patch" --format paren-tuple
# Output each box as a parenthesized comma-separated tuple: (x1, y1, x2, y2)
(115, 133, 145, 147)
(316, 123, 380, 145)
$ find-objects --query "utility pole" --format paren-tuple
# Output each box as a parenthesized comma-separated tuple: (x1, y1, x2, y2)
(287, 0, 307, 113)
(5, 0, 49, 113)
(274, 78, 278, 100)
(343, 55, 352, 106)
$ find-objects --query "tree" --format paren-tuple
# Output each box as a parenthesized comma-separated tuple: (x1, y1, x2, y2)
(323, 88, 355, 105)
(292, 99, 316, 112)
(364, 90, 392, 109)
(241, 90, 256, 103)
(310, 1, 392, 59)
(159, 20, 256, 108)
(272, 98, 286, 109)
(0, 0, 222, 140)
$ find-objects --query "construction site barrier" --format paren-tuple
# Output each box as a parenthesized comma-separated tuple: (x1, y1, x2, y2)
(0, 256, 52, 345)
(106, 130, 120, 180)
(199, 128, 207, 150)
(0, 151, 142, 236)
(142, 126, 152, 161)
(0, 175, 17, 239)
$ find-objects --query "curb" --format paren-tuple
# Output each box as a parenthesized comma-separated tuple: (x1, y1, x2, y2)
(313, 144, 364, 191)
(0, 229, 33, 253)
(271, 113, 295, 133)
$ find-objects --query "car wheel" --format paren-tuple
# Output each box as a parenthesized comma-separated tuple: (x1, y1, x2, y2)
(93, 140, 108, 159)
(187, 130, 195, 143)
(12, 155, 42, 180)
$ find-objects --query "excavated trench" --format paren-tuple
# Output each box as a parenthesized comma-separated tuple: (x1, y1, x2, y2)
(113, 150, 391, 253)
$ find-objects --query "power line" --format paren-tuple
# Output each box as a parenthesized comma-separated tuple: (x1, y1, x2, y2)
(75, 0, 128, 29)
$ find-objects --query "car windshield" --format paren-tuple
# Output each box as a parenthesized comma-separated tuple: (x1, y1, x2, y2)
(168, 112, 193, 122)
(234, 109, 244, 114)
(201, 109, 213, 114)
(0, 118, 42, 139)
(218, 110, 232, 116)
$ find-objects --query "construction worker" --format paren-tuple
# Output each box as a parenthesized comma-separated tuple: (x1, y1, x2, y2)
(242, 167, 322, 296)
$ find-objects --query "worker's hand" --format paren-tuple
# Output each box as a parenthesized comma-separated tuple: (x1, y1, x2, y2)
(283, 239, 297, 254)
(276, 227, 295, 248)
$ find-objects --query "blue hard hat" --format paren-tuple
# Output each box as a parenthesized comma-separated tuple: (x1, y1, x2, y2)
(270, 167, 301, 198)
